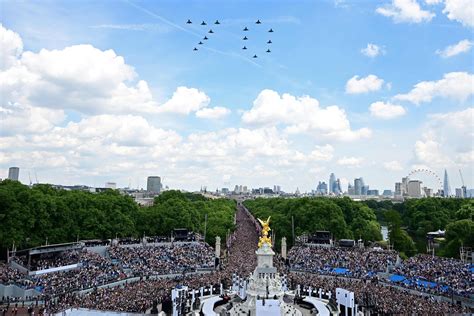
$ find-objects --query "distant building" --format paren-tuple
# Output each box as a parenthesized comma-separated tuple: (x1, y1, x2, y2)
(221, 188, 229, 194)
(382, 190, 393, 197)
(329, 173, 336, 194)
(367, 189, 379, 196)
(347, 183, 355, 195)
(443, 169, 451, 197)
(316, 181, 328, 195)
(407, 180, 422, 198)
(335, 179, 342, 195)
(423, 187, 433, 197)
(8, 167, 19, 181)
(395, 182, 402, 196)
(455, 188, 463, 198)
(147, 176, 161, 193)
(362, 185, 369, 196)
(354, 178, 364, 196)
(401, 177, 408, 196)
(105, 182, 116, 189)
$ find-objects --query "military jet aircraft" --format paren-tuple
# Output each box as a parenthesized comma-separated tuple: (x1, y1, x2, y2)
(201, 21, 207, 26)
(243, 27, 249, 31)
(186, 19, 192, 24)
(198, 41, 203, 45)
(267, 40, 272, 44)
(266, 49, 271, 53)
(253, 54, 258, 58)
(256, 20, 262, 24)
(214, 20, 220, 25)
(208, 29, 214, 34)
(203, 36, 208, 40)
(242, 46, 247, 50)
(193, 47, 198, 51)
(268, 28, 274, 33)
(243, 36, 248, 40)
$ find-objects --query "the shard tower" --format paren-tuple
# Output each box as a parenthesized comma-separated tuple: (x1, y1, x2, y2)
(443, 169, 451, 197)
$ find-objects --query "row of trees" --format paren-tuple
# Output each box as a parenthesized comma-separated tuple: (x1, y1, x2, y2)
(243, 197, 383, 249)
(365, 198, 473, 257)
(243, 196, 472, 258)
(0, 180, 235, 251)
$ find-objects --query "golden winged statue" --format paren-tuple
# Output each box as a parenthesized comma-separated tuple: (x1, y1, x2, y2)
(257, 216, 272, 248)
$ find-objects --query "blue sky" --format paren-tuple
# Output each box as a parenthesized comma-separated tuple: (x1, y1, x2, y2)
(1, 0, 473, 192)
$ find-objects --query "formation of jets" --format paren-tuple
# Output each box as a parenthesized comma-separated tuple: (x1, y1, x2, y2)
(187, 19, 274, 58)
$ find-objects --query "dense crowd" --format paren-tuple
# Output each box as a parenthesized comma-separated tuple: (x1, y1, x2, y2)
(108, 243, 214, 276)
(394, 254, 473, 297)
(290, 273, 470, 315)
(221, 206, 259, 277)
(1, 205, 472, 315)
(288, 245, 398, 277)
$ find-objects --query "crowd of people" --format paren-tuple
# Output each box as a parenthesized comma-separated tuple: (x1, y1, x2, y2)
(1, 205, 472, 315)
(289, 273, 470, 315)
(393, 254, 473, 297)
(288, 245, 398, 277)
(108, 243, 215, 276)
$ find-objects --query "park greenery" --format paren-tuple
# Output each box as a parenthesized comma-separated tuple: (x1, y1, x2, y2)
(0, 179, 471, 259)
(0, 180, 235, 252)
(244, 197, 473, 258)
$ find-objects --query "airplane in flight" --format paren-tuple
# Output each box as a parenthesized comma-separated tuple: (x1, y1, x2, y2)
(267, 40, 272, 44)
(253, 54, 258, 58)
(243, 36, 248, 40)
(193, 47, 198, 51)
(268, 28, 274, 33)
(186, 19, 192, 24)
(208, 29, 214, 34)
(214, 20, 220, 25)
(198, 41, 203, 45)
(243, 27, 249, 31)
(201, 21, 207, 26)
(242, 46, 247, 50)
(203, 36, 208, 40)
(256, 20, 262, 24)
(266, 49, 271, 53)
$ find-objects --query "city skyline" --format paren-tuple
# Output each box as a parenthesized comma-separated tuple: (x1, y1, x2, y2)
(1, 0, 473, 192)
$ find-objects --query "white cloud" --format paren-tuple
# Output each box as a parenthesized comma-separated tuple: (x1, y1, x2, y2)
(369, 101, 406, 119)
(0, 25, 212, 116)
(0, 24, 23, 70)
(308, 145, 334, 161)
(0, 102, 65, 135)
(157, 87, 210, 115)
(443, 0, 474, 28)
(241, 89, 371, 141)
(195, 106, 231, 119)
(376, 0, 435, 23)
(413, 107, 474, 168)
(345, 75, 384, 94)
(337, 156, 364, 167)
(383, 160, 404, 171)
(361, 43, 385, 58)
(394, 72, 474, 105)
(424, 0, 442, 4)
(436, 39, 473, 58)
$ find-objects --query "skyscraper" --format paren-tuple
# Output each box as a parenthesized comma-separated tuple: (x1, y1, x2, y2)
(354, 177, 364, 196)
(8, 167, 19, 181)
(329, 173, 336, 194)
(147, 176, 161, 193)
(443, 169, 451, 197)
(316, 181, 328, 195)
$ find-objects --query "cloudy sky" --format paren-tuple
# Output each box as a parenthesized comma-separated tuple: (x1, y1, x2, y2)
(1, 0, 473, 192)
